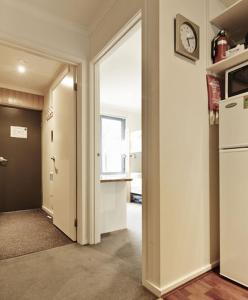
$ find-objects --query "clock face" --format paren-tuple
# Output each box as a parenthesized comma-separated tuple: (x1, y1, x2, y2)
(180, 23, 197, 54)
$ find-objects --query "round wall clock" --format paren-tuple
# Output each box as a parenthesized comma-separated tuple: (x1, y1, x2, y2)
(175, 14, 200, 61)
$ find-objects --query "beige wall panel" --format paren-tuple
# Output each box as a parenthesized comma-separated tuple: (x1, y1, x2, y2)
(0, 87, 43, 110)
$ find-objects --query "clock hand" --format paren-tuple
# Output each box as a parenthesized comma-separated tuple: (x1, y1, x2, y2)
(187, 37, 194, 47)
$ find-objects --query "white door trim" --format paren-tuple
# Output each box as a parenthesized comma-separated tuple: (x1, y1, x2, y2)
(0, 37, 88, 245)
(89, 11, 142, 245)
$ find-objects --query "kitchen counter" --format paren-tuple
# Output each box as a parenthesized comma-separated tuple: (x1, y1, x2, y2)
(100, 176, 133, 183)
(100, 175, 131, 234)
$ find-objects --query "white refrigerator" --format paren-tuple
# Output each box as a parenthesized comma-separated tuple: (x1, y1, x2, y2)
(220, 95, 248, 287)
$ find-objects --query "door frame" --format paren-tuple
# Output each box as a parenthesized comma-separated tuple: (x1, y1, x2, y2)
(89, 11, 142, 245)
(89, 4, 161, 289)
(0, 38, 88, 245)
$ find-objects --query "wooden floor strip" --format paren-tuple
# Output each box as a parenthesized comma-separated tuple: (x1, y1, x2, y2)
(163, 271, 248, 300)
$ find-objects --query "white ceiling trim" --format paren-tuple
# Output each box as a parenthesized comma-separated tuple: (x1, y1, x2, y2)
(4, 0, 89, 37)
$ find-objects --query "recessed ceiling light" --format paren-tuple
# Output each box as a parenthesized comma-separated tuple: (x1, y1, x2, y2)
(17, 65, 26, 74)
(62, 75, 73, 87)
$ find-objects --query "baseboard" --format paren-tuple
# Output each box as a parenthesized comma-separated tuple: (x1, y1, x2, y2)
(144, 260, 220, 297)
(42, 205, 53, 217)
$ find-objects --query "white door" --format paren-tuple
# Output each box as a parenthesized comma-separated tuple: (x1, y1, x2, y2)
(52, 68, 77, 241)
(220, 148, 248, 286)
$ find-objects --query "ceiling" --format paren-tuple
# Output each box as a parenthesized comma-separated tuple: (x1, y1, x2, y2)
(220, 0, 239, 7)
(10, 0, 118, 32)
(0, 44, 64, 95)
(100, 24, 141, 113)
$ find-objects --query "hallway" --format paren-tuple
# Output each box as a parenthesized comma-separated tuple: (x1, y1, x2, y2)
(0, 204, 155, 300)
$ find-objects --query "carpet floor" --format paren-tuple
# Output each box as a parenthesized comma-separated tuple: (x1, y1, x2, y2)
(0, 209, 72, 260)
(0, 203, 156, 300)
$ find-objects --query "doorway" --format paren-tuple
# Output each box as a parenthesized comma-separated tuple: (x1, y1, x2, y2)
(92, 18, 142, 257)
(0, 44, 77, 259)
(0, 106, 41, 212)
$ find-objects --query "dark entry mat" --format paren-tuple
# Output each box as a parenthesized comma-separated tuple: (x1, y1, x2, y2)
(0, 209, 72, 260)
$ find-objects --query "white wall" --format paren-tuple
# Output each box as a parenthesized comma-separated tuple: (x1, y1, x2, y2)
(159, 0, 220, 292)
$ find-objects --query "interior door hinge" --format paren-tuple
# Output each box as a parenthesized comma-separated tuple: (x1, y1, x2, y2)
(74, 82, 77, 91)
(74, 218, 78, 227)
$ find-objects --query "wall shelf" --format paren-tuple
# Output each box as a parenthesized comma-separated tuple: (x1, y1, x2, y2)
(210, 0, 248, 42)
(207, 48, 248, 75)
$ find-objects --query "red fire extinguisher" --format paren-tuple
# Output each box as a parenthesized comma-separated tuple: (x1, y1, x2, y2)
(211, 30, 229, 63)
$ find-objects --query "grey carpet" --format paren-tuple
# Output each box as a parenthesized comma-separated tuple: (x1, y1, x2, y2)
(0, 204, 156, 300)
(0, 209, 72, 260)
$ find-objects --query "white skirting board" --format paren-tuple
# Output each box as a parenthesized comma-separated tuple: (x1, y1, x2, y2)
(42, 205, 54, 217)
(144, 260, 220, 297)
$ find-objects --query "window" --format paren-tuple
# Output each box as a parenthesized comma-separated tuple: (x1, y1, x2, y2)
(101, 116, 126, 175)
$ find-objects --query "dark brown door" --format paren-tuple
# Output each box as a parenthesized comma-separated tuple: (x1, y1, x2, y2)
(0, 106, 41, 212)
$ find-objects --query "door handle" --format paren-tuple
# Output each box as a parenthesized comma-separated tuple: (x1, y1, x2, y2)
(0, 157, 8, 165)
(51, 156, 58, 174)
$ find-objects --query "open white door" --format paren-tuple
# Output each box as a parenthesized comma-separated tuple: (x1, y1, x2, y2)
(52, 67, 77, 241)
